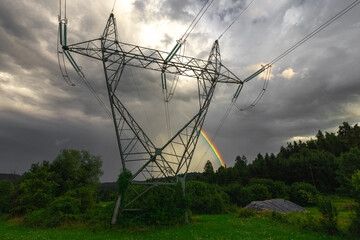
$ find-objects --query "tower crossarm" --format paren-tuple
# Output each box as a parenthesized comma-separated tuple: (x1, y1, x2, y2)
(66, 40, 242, 84)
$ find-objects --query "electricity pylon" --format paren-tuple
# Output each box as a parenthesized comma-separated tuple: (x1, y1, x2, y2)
(58, 11, 243, 223)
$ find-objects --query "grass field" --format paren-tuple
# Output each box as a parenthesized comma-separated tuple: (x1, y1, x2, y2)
(0, 214, 346, 240)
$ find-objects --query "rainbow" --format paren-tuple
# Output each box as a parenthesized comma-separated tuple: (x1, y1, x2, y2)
(184, 114, 225, 167)
(197, 127, 226, 168)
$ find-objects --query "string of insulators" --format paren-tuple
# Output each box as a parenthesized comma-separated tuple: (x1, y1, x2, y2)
(161, 71, 167, 90)
(232, 64, 271, 102)
(58, 22, 67, 46)
(164, 41, 183, 63)
(63, 51, 83, 76)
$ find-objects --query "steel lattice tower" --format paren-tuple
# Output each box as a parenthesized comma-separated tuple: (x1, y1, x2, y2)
(58, 12, 243, 223)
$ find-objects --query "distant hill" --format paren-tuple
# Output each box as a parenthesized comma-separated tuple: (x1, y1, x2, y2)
(0, 173, 21, 183)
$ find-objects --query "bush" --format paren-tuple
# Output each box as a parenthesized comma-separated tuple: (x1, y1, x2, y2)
(186, 181, 230, 214)
(271, 210, 286, 221)
(249, 178, 289, 199)
(225, 183, 252, 207)
(247, 184, 271, 201)
(317, 196, 338, 235)
(24, 195, 80, 228)
(272, 181, 289, 198)
(237, 208, 255, 218)
(65, 186, 96, 213)
(349, 204, 360, 236)
(349, 170, 360, 236)
(289, 182, 318, 206)
(83, 201, 115, 231)
(117, 169, 132, 197)
(118, 183, 186, 226)
(0, 180, 14, 214)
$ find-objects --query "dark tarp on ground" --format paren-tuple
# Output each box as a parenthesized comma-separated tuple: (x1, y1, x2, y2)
(245, 199, 306, 213)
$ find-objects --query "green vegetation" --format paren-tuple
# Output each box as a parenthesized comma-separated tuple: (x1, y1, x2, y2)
(0, 214, 345, 240)
(11, 149, 103, 228)
(1, 122, 360, 238)
(0, 180, 14, 214)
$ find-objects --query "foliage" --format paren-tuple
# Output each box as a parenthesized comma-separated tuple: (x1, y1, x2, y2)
(117, 183, 186, 226)
(249, 178, 288, 198)
(224, 183, 253, 207)
(12, 163, 58, 215)
(237, 208, 255, 218)
(186, 181, 229, 214)
(65, 186, 96, 213)
(317, 196, 338, 235)
(336, 147, 360, 195)
(139, 184, 186, 225)
(24, 195, 80, 228)
(202, 160, 215, 183)
(11, 149, 103, 228)
(13, 149, 102, 216)
(348, 205, 360, 236)
(289, 182, 318, 206)
(0, 180, 14, 214)
(50, 149, 103, 196)
(247, 184, 271, 201)
(349, 170, 360, 236)
(200, 122, 358, 196)
(116, 169, 132, 197)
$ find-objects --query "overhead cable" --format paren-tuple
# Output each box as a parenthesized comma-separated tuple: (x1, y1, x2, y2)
(270, 0, 360, 65)
(218, 0, 256, 40)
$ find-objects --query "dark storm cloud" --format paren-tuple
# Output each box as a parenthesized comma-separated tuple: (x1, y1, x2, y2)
(160, 0, 193, 22)
(1, 0, 360, 179)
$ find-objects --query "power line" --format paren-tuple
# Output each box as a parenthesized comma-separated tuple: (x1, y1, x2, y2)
(218, 0, 256, 40)
(237, 65, 272, 111)
(270, 0, 360, 65)
(199, 0, 360, 170)
(180, 0, 214, 43)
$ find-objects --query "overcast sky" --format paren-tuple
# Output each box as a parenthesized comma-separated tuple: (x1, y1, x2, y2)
(1, 0, 359, 182)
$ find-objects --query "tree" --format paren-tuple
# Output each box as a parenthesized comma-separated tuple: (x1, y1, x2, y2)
(234, 155, 249, 185)
(0, 180, 14, 213)
(336, 147, 360, 195)
(13, 149, 103, 215)
(203, 160, 215, 183)
(50, 149, 103, 196)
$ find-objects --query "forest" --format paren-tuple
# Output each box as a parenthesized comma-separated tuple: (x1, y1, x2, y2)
(1, 122, 360, 237)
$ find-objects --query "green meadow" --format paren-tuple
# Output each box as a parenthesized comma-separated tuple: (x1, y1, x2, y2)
(0, 213, 347, 240)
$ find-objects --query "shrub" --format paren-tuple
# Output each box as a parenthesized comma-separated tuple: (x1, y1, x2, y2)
(65, 186, 96, 213)
(271, 210, 286, 221)
(249, 179, 289, 199)
(186, 181, 230, 214)
(237, 208, 255, 218)
(249, 179, 274, 194)
(0, 180, 14, 214)
(247, 184, 271, 201)
(84, 201, 115, 231)
(317, 196, 338, 235)
(349, 205, 360, 236)
(117, 169, 132, 197)
(349, 170, 360, 236)
(118, 183, 186, 226)
(224, 183, 253, 207)
(289, 182, 318, 206)
(272, 181, 289, 198)
(24, 195, 80, 228)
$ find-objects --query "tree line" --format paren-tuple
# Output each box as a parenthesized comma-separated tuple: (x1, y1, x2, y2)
(201, 122, 360, 196)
